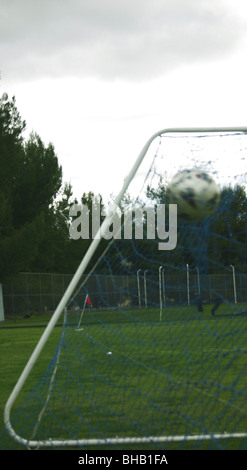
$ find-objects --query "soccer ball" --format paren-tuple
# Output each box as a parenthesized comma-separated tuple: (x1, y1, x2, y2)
(166, 168, 220, 221)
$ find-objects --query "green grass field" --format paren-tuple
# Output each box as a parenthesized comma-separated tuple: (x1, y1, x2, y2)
(1, 304, 247, 450)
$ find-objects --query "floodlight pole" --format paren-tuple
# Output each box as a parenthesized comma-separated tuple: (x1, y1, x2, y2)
(159, 266, 163, 321)
(195, 266, 201, 297)
(162, 268, 166, 306)
(0, 283, 4, 322)
(137, 269, 142, 308)
(144, 270, 148, 308)
(186, 264, 190, 306)
(230, 265, 237, 303)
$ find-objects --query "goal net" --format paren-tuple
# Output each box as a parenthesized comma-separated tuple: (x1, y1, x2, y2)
(4, 128, 247, 450)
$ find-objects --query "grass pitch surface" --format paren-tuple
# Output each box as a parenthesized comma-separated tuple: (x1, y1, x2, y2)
(1, 304, 247, 449)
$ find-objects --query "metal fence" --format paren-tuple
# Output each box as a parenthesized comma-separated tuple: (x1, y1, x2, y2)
(2, 270, 247, 316)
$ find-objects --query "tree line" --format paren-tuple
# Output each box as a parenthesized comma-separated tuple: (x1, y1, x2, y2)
(1, 93, 247, 282)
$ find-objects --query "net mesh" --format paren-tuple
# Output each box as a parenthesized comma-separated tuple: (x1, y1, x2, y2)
(3, 130, 247, 449)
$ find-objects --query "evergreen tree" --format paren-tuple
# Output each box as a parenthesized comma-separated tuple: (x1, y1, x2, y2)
(0, 93, 62, 281)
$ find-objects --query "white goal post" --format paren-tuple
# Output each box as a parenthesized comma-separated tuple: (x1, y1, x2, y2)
(4, 126, 247, 449)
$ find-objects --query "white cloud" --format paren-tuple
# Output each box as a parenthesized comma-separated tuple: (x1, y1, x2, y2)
(0, 0, 244, 82)
(2, 0, 247, 202)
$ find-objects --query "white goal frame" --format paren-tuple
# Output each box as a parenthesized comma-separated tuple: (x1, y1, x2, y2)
(4, 126, 247, 448)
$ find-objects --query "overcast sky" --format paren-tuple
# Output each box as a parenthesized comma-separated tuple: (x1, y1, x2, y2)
(1, 0, 247, 201)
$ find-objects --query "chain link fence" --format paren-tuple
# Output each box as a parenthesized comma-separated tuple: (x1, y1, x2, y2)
(2, 270, 247, 317)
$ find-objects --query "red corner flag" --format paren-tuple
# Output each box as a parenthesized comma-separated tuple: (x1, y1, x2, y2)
(86, 295, 92, 307)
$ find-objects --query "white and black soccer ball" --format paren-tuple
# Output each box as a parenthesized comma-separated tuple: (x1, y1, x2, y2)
(166, 168, 220, 221)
